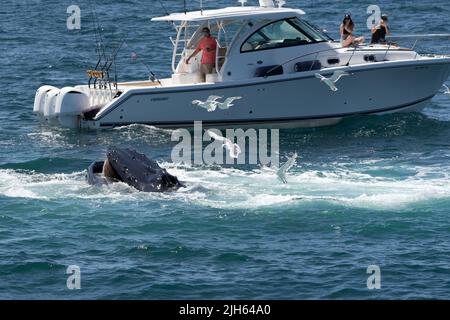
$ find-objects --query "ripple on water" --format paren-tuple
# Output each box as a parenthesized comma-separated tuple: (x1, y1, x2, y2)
(1, 0, 450, 300)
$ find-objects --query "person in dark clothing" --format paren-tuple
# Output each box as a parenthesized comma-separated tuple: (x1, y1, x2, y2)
(340, 14, 364, 47)
(371, 14, 390, 44)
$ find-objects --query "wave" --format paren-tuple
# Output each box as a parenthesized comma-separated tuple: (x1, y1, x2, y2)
(1, 158, 450, 211)
(112, 124, 175, 145)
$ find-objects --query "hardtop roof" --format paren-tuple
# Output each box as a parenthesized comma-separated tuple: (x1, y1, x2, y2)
(151, 6, 305, 22)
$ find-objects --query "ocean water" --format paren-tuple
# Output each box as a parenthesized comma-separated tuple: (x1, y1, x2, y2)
(1, 0, 450, 299)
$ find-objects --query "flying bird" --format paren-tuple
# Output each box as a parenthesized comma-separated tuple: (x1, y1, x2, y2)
(442, 84, 450, 95)
(315, 70, 351, 92)
(192, 96, 223, 112)
(206, 130, 242, 159)
(216, 97, 242, 110)
(277, 153, 298, 184)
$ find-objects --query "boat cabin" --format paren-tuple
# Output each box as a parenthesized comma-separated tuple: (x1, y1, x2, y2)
(147, 3, 418, 87)
(151, 5, 339, 85)
(34, 1, 450, 129)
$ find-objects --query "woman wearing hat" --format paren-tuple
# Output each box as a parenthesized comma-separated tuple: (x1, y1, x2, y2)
(340, 14, 365, 47)
(371, 14, 390, 44)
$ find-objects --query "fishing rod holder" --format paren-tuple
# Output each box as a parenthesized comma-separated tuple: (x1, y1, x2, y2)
(86, 69, 117, 91)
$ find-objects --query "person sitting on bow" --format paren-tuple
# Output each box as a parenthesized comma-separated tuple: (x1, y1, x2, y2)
(340, 14, 365, 47)
(371, 14, 391, 44)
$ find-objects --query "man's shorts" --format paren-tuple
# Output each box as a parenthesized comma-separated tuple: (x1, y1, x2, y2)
(200, 64, 215, 76)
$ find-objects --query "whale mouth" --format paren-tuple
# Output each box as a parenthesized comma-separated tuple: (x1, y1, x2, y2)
(87, 147, 185, 192)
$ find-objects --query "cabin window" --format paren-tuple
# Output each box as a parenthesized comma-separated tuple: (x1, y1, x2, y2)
(241, 18, 331, 53)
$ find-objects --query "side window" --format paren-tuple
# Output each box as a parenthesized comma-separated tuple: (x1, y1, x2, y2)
(241, 18, 328, 53)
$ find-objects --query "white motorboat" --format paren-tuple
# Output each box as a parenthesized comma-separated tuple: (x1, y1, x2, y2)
(34, 0, 450, 129)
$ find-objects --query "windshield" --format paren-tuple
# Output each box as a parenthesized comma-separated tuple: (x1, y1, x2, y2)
(241, 17, 332, 52)
(293, 18, 333, 42)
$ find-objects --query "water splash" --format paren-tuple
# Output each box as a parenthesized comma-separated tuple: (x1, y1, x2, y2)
(1, 160, 449, 211)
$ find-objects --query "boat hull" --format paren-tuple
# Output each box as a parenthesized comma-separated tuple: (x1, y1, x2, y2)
(84, 59, 450, 129)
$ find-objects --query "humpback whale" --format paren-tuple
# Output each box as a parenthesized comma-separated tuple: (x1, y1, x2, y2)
(87, 147, 185, 192)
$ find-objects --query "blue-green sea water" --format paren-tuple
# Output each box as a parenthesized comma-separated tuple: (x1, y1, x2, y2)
(1, 0, 450, 299)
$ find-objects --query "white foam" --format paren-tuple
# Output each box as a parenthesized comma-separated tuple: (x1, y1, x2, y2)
(113, 123, 175, 135)
(164, 163, 450, 210)
(1, 160, 450, 210)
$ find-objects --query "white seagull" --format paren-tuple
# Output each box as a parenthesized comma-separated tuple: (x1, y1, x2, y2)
(206, 130, 242, 159)
(192, 95, 223, 112)
(277, 153, 298, 184)
(315, 70, 351, 92)
(216, 96, 242, 110)
(442, 84, 450, 95)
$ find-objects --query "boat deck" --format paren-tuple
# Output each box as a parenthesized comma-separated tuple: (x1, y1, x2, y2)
(117, 81, 162, 87)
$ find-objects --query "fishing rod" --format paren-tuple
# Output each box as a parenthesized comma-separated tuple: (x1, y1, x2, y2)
(88, 0, 107, 67)
(92, 34, 127, 90)
(88, 31, 127, 89)
(157, 0, 170, 16)
(156, 0, 179, 31)
(101, 33, 128, 75)
(88, 0, 113, 88)
(124, 42, 162, 85)
(88, 1, 132, 89)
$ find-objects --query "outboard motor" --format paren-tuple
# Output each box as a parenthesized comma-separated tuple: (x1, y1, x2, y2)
(87, 147, 185, 192)
(55, 87, 90, 128)
(34, 85, 90, 128)
(34, 85, 58, 122)
(43, 88, 60, 125)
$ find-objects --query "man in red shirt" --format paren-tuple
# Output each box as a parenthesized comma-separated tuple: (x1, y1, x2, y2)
(186, 27, 217, 81)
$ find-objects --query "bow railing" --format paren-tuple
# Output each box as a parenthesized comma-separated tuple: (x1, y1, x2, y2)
(263, 34, 450, 78)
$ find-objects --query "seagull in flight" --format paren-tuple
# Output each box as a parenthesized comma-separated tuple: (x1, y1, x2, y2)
(216, 97, 242, 110)
(277, 153, 298, 184)
(192, 95, 223, 112)
(442, 84, 450, 95)
(315, 70, 351, 92)
(206, 130, 242, 159)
